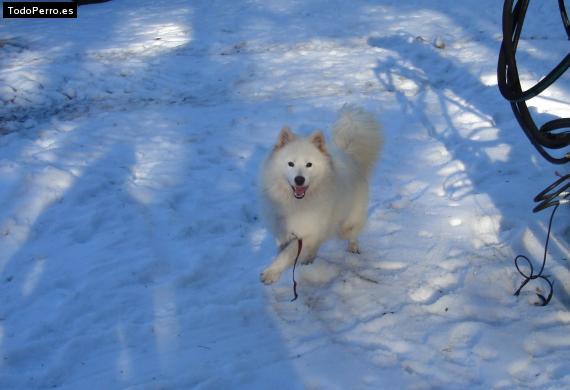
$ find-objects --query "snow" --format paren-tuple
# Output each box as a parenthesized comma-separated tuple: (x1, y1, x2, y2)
(1, 0, 569, 388)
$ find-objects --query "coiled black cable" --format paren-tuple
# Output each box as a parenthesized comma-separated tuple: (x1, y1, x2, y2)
(497, 0, 570, 164)
(499, 1, 570, 305)
(513, 205, 557, 306)
(513, 174, 569, 305)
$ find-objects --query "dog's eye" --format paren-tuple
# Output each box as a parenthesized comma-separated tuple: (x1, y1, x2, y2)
(306, 162, 312, 168)
(288, 162, 294, 167)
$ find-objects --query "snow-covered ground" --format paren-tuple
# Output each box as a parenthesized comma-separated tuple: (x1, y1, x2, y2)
(1, 0, 569, 388)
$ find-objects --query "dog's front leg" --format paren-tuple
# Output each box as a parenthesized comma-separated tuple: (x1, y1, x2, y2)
(300, 240, 321, 265)
(260, 239, 300, 285)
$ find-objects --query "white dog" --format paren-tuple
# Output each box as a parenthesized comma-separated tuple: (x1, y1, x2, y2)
(259, 105, 383, 284)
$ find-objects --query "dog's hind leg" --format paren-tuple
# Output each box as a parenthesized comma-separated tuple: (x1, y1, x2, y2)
(348, 239, 360, 254)
(340, 224, 362, 254)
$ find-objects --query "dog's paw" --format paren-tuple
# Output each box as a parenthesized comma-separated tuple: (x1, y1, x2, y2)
(301, 253, 316, 265)
(260, 267, 281, 285)
(348, 241, 360, 254)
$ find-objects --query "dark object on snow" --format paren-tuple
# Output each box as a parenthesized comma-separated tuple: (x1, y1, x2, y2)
(534, 173, 570, 212)
(73, 0, 112, 5)
(498, 0, 570, 165)
(513, 204, 557, 306)
(512, 175, 568, 306)
(498, 0, 570, 306)
(290, 239, 303, 302)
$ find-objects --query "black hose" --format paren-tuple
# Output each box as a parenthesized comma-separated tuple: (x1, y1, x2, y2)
(497, 0, 570, 164)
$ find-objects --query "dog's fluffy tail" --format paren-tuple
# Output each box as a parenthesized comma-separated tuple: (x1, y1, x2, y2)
(332, 105, 383, 177)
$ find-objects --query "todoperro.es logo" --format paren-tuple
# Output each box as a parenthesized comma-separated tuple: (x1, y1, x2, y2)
(3, 2, 77, 18)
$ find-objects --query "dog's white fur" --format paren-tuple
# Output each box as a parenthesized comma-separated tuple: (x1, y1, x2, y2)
(259, 105, 383, 284)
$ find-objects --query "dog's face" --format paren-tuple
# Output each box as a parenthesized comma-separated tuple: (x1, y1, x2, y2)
(271, 126, 331, 200)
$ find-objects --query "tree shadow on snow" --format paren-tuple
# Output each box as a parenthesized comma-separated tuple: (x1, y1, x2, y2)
(368, 32, 570, 309)
(0, 1, 305, 389)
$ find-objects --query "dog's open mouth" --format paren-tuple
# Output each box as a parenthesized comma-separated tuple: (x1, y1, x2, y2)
(292, 185, 308, 199)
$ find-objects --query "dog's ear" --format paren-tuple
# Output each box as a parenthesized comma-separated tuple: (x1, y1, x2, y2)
(310, 130, 327, 153)
(275, 126, 295, 149)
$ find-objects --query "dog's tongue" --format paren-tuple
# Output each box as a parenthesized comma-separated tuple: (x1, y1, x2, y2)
(294, 186, 307, 198)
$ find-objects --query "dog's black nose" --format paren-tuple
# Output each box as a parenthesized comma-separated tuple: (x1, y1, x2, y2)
(294, 176, 305, 186)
